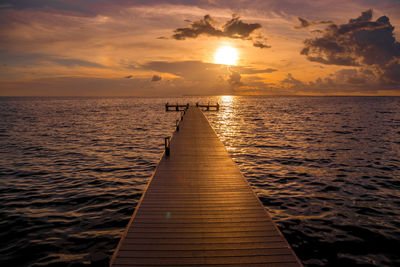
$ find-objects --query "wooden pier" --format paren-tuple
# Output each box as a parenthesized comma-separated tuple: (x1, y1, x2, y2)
(111, 106, 302, 266)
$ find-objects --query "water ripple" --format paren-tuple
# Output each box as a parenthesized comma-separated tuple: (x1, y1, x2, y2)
(1, 96, 400, 266)
(206, 96, 400, 266)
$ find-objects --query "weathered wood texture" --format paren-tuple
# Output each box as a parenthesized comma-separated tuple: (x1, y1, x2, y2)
(111, 107, 302, 266)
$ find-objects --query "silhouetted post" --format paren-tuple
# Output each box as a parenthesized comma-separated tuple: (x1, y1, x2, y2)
(196, 102, 199, 107)
(176, 103, 179, 111)
(165, 102, 169, 111)
(176, 120, 179, 131)
(164, 137, 170, 157)
(216, 103, 220, 111)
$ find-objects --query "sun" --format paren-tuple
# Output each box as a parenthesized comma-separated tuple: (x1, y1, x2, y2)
(214, 46, 239, 65)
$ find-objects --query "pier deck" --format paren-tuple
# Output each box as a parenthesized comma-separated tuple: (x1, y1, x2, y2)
(111, 107, 302, 266)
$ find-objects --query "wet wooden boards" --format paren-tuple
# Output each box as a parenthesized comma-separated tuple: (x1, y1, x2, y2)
(111, 107, 302, 266)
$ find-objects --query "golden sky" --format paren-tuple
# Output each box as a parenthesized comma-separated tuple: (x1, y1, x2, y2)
(0, 0, 399, 96)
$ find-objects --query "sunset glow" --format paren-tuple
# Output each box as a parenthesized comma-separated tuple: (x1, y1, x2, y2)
(214, 46, 239, 66)
(0, 1, 399, 96)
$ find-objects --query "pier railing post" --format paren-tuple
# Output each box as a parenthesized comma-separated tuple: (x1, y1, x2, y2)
(164, 137, 170, 157)
(176, 120, 179, 131)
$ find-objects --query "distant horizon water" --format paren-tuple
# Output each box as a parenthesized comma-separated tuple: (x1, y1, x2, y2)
(2, 95, 400, 98)
(1, 96, 400, 266)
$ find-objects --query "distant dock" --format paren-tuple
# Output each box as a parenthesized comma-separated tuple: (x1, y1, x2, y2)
(111, 106, 302, 266)
(165, 103, 189, 111)
(166, 102, 219, 111)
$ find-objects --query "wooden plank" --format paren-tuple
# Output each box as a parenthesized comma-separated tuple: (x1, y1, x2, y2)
(124, 238, 282, 244)
(111, 107, 302, 266)
(114, 255, 297, 265)
(125, 230, 281, 239)
(113, 264, 300, 267)
(115, 248, 293, 258)
(119, 242, 291, 251)
(128, 226, 277, 233)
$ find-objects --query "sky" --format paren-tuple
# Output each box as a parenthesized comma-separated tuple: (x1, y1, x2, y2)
(0, 0, 400, 96)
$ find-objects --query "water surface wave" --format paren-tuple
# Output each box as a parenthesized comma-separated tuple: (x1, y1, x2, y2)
(1, 96, 400, 266)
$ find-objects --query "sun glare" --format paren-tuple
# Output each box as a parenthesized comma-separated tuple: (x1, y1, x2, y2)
(214, 46, 239, 66)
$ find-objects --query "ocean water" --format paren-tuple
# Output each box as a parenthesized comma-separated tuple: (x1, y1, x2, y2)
(0, 96, 399, 266)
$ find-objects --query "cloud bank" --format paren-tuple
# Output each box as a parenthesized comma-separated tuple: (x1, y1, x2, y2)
(301, 9, 400, 84)
(172, 14, 270, 49)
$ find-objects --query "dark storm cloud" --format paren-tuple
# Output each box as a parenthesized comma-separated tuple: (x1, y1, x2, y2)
(300, 9, 400, 83)
(295, 17, 333, 29)
(172, 14, 269, 49)
(124, 75, 133, 79)
(151, 74, 162, 82)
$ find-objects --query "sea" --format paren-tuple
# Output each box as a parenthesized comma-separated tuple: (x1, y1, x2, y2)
(0, 96, 399, 266)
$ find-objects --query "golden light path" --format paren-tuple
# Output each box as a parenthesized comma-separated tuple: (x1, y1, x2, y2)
(214, 46, 239, 65)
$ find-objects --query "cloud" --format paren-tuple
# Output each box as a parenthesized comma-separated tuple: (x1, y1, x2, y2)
(295, 17, 333, 29)
(141, 60, 278, 92)
(223, 15, 261, 39)
(296, 17, 311, 28)
(300, 9, 400, 84)
(0, 76, 157, 96)
(142, 60, 236, 94)
(51, 58, 105, 68)
(151, 74, 162, 82)
(142, 60, 221, 81)
(349, 9, 372, 23)
(232, 66, 277, 74)
(310, 29, 323, 34)
(124, 75, 133, 79)
(172, 14, 269, 49)
(253, 41, 271, 49)
(142, 60, 277, 79)
(233, 65, 400, 95)
(228, 70, 243, 88)
(277, 68, 398, 94)
(172, 14, 223, 40)
(0, 0, 92, 15)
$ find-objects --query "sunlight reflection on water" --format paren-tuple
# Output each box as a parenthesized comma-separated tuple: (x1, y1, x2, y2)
(206, 96, 400, 266)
